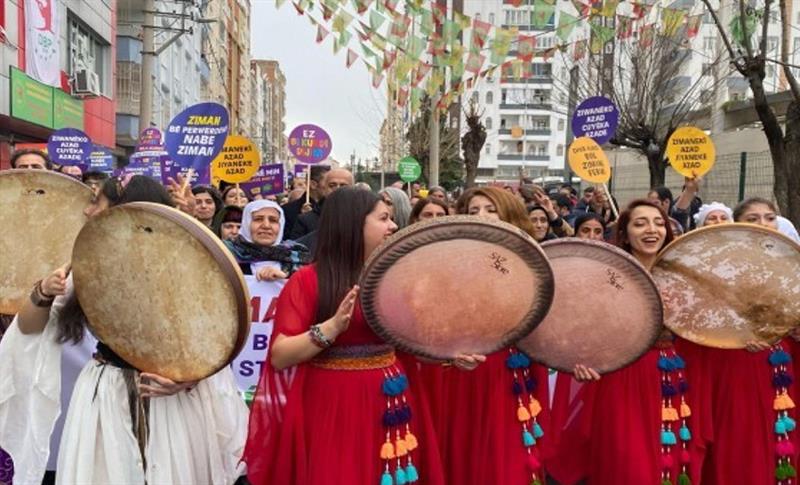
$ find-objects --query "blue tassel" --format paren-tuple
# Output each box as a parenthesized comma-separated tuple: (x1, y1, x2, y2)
(381, 470, 393, 485)
(658, 356, 676, 371)
(679, 424, 692, 441)
(395, 467, 407, 485)
(523, 429, 535, 447)
(394, 404, 412, 425)
(678, 379, 689, 394)
(661, 429, 677, 445)
(671, 355, 686, 369)
(512, 380, 523, 395)
(777, 419, 788, 434)
(769, 349, 792, 366)
(506, 354, 520, 369)
(383, 409, 398, 427)
(518, 353, 531, 367)
(773, 372, 794, 388)
(783, 415, 797, 432)
(396, 374, 409, 392)
(661, 383, 678, 397)
(525, 377, 537, 392)
(506, 352, 532, 369)
(533, 422, 544, 438)
(405, 464, 419, 482)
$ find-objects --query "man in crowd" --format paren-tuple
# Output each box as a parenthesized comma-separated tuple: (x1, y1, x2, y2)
(282, 165, 330, 233)
(82, 171, 110, 196)
(575, 186, 594, 212)
(11, 149, 51, 169)
(290, 168, 354, 240)
(192, 185, 223, 227)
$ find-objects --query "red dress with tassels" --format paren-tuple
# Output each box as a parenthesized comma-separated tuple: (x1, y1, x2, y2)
(546, 337, 701, 485)
(242, 266, 445, 485)
(676, 338, 798, 484)
(416, 348, 550, 485)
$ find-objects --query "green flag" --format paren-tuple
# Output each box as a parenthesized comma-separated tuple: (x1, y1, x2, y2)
(533, 0, 555, 29)
(557, 11, 579, 41)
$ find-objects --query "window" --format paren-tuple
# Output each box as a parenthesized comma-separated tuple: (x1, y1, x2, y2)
(538, 36, 554, 49)
(489, 13, 495, 24)
(766, 63, 776, 78)
(703, 36, 716, 54)
(485, 117, 493, 130)
(556, 144, 564, 156)
(471, 91, 479, 105)
(69, 16, 111, 95)
(557, 119, 565, 131)
(485, 143, 492, 155)
(504, 9, 529, 26)
(486, 91, 494, 104)
(767, 36, 779, 54)
(475, 13, 481, 21)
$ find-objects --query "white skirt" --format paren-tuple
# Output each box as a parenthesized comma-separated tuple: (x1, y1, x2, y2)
(56, 361, 248, 485)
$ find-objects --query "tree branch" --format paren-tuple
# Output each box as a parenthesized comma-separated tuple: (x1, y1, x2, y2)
(759, 0, 772, 59)
(778, 0, 800, 99)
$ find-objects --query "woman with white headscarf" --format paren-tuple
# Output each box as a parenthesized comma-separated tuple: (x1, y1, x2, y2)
(224, 200, 311, 281)
(693, 201, 733, 227)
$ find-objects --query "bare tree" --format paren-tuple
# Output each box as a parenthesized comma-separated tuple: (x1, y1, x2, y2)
(555, 27, 725, 188)
(461, 98, 487, 188)
(701, 0, 800, 226)
(406, 95, 463, 188)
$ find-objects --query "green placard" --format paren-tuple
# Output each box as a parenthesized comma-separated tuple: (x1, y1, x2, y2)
(53, 88, 85, 129)
(397, 156, 422, 182)
(10, 67, 54, 128)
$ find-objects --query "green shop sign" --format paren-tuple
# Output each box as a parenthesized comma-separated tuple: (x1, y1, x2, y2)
(10, 67, 84, 130)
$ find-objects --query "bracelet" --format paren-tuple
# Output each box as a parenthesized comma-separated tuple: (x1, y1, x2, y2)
(30, 280, 55, 308)
(309, 324, 333, 349)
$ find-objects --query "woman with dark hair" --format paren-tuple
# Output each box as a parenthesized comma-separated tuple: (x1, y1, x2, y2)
(0, 175, 248, 484)
(221, 184, 250, 209)
(408, 197, 448, 224)
(675, 196, 798, 484)
(548, 199, 701, 485)
(242, 187, 445, 485)
(573, 213, 606, 241)
(191, 185, 223, 227)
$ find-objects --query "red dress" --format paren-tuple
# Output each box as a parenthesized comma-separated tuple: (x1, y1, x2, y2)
(416, 349, 551, 485)
(243, 266, 445, 485)
(547, 341, 701, 485)
(677, 339, 798, 484)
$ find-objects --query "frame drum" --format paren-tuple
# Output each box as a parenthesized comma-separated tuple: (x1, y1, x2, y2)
(360, 216, 554, 361)
(72, 202, 250, 381)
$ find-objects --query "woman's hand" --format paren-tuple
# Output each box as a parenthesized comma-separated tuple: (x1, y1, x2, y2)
(326, 286, 360, 337)
(41, 264, 70, 297)
(139, 372, 199, 398)
(301, 202, 313, 214)
(573, 364, 601, 382)
(167, 175, 196, 215)
(256, 266, 288, 282)
(745, 340, 772, 353)
(451, 353, 487, 371)
(532, 190, 558, 219)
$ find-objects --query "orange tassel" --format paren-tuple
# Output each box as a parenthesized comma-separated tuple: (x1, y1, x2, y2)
(775, 392, 797, 411)
(380, 440, 395, 460)
(517, 405, 532, 422)
(404, 431, 419, 451)
(395, 437, 408, 457)
(680, 402, 692, 418)
(529, 399, 542, 418)
(662, 406, 679, 421)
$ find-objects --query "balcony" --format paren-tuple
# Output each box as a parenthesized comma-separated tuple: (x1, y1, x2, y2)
(499, 103, 552, 111)
(497, 154, 550, 162)
(501, 24, 555, 32)
(498, 128, 551, 136)
(500, 75, 554, 85)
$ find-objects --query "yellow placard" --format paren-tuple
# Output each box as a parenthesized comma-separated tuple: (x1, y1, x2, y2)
(666, 126, 715, 178)
(418, 189, 429, 198)
(568, 136, 611, 183)
(511, 126, 524, 138)
(211, 135, 261, 184)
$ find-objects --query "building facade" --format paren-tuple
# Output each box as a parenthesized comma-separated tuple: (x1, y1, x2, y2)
(254, 59, 286, 163)
(115, 0, 209, 148)
(379, 94, 407, 172)
(462, 0, 569, 185)
(1, 0, 117, 167)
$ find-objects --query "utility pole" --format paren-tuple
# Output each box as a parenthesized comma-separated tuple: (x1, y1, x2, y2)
(139, 0, 156, 131)
(429, 96, 440, 187)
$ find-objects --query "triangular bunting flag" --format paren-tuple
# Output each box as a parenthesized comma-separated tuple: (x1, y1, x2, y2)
(533, 0, 556, 29)
(346, 48, 359, 67)
(557, 12, 579, 41)
(661, 8, 686, 37)
(517, 35, 537, 61)
(316, 24, 330, 43)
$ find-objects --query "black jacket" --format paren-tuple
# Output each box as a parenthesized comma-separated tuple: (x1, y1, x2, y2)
(282, 194, 321, 237)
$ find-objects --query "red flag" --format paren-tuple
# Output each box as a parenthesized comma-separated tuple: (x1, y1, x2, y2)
(397, 87, 409, 107)
(686, 15, 702, 38)
(413, 63, 432, 86)
(432, 3, 447, 25)
(382, 49, 397, 70)
(517, 35, 537, 61)
(639, 24, 654, 48)
(617, 15, 633, 39)
(372, 71, 384, 88)
(346, 49, 359, 68)
(316, 24, 329, 43)
(322, 4, 334, 21)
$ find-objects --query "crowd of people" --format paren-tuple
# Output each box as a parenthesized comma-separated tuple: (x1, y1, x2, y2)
(1, 147, 800, 484)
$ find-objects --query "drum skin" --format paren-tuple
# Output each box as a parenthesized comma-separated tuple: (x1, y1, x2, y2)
(0, 170, 92, 314)
(517, 239, 664, 374)
(360, 216, 554, 361)
(72, 202, 250, 381)
(652, 223, 800, 349)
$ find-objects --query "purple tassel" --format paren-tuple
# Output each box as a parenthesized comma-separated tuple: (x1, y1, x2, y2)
(525, 377, 537, 392)
(678, 379, 689, 393)
(662, 382, 678, 397)
(512, 380, 523, 395)
(774, 372, 794, 388)
(383, 409, 399, 427)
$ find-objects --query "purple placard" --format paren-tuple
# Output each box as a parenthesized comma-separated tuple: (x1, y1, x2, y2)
(287, 124, 332, 164)
(165, 102, 229, 171)
(136, 127, 164, 152)
(47, 128, 92, 166)
(571, 96, 619, 145)
(160, 157, 210, 186)
(293, 164, 309, 177)
(84, 145, 116, 173)
(241, 164, 286, 198)
(123, 152, 163, 181)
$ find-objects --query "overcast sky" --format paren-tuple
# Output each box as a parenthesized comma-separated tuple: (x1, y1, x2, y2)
(250, 1, 386, 163)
